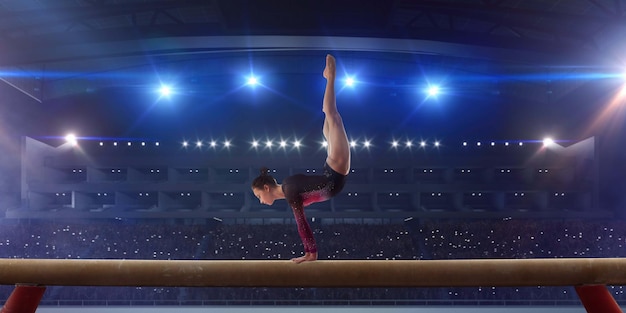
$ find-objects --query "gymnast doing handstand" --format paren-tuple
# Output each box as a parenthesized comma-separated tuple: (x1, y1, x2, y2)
(251, 54, 351, 264)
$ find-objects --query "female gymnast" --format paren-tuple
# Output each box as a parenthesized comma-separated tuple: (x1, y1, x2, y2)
(251, 54, 351, 264)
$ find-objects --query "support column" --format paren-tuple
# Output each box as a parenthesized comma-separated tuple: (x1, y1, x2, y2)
(575, 285, 622, 313)
(1, 285, 46, 313)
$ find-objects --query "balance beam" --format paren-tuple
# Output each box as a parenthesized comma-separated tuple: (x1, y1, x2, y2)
(1, 258, 626, 288)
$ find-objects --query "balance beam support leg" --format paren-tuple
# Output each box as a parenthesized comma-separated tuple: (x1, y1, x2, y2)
(1, 285, 46, 313)
(575, 285, 622, 313)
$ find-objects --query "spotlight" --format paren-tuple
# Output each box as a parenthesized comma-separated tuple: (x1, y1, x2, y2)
(405, 140, 413, 148)
(65, 134, 77, 146)
(265, 140, 273, 148)
(279, 140, 287, 148)
(391, 140, 399, 148)
(427, 85, 440, 97)
(345, 77, 355, 87)
(543, 137, 555, 147)
(293, 140, 301, 148)
(420, 141, 426, 147)
(182, 141, 188, 147)
(363, 140, 371, 148)
(350, 140, 357, 148)
(196, 141, 202, 147)
(434, 141, 440, 147)
(321, 141, 328, 148)
(251, 140, 259, 148)
(247, 76, 258, 86)
(224, 140, 231, 148)
(159, 85, 172, 97)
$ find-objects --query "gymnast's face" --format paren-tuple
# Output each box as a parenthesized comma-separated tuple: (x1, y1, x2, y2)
(252, 185, 275, 206)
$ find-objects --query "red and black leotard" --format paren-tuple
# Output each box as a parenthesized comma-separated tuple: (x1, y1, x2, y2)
(281, 162, 347, 254)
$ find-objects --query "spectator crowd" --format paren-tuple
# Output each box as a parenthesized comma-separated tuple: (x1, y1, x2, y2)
(1, 218, 625, 305)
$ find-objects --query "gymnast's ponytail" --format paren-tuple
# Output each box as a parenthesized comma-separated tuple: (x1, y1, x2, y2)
(251, 166, 278, 189)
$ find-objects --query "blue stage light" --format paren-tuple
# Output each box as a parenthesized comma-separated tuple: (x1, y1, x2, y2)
(247, 76, 258, 86)
(159, 85, 172, 97)
(427, 85, 440, 97)
(345, 77, 355, 87)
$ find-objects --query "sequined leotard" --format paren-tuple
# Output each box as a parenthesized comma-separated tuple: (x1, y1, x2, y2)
(282, 163, 347, 253)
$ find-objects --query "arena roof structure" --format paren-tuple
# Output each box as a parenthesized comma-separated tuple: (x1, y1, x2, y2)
(1, 0, 626, 143)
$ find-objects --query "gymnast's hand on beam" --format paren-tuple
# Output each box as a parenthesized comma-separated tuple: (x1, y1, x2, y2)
(291, 252, 318, 264)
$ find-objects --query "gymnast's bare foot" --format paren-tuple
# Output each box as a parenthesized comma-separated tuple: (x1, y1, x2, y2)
(291, 252, 318, 264)
(323, 54, 336, 81)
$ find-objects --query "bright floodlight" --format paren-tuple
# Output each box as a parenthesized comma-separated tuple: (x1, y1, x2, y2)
(196, 141, 202, 147)
(350, 140, 357, 148)
(182, 141, 188, 147)
(65, 134, 77, 146)
(420, 141, 426, 147)
(279, 140, 287, 148)
(434, 141, 440, 147)
(247, 76, 258, 86)
(210, 140, 217, 148)
(251, 140, 259, 148)
(543, 137, 555, 147)
(293, 140, 301, 148)
(391, 140, 399, 148)
(224, 140, 231, 148)
(159, 85, 172, 97)
(427, 85, 440, 97)
(345, 77, 355, 87)
(265, 140, 273, 148)
(405, 140, 413, 148)
(321, 141, 328, 148)
(363, 140, 371, 148)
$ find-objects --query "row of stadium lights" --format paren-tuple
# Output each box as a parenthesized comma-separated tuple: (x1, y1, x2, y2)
(55, 191, 569, 197)
(86, 139, 548, 149)
(69, 168, 552, 174)
(66, 134, 556, 149)
(340, 192, 569, 198)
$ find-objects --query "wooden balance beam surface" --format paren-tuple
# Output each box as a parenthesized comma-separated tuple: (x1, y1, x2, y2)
(1, 258, 625, 287)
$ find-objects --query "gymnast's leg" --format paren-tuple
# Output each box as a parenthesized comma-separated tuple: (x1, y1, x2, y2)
(322, 54, 351, 176)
